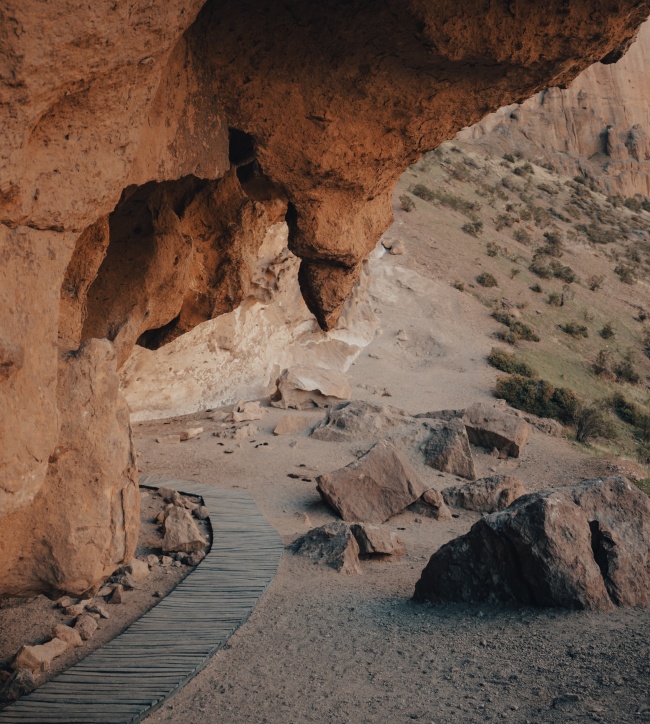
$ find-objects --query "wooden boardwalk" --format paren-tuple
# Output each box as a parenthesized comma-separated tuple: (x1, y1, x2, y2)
(0, 476, 283, 724)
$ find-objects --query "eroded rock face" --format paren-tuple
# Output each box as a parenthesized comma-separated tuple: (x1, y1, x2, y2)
(1, 0, 648, 595)
(415, 477, 650, 610)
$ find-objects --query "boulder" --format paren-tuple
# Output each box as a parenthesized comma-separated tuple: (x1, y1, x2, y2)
(124, 558, 150, 582)
(350, 524, 405, 556)
(162, 506, 207, 553)
(270, 366, 351, 410)
(463, 403, 530, 457)
(193, 505, 210, 520)
(442, 475, 525, 513)
(409, 489, 453, 521)
(289, 522, 361, 574)
(230, 400, 264, 423)
(422, 420, 475, 480)
(415, 476, 650, 610)
(180, 427, 203, 441)
(156, 434, 181, 444)
(273, 415, 313, 435)
(233, 423, 258, 439)
(0, 669, 37, 702)
(311, 400, 414, 443)
(75, 614, 98, 641)
(317, 440, 426, 524)
(53, 624, 83, 648)
(107, 585, 123, 604)
(13, 638, 69, 673)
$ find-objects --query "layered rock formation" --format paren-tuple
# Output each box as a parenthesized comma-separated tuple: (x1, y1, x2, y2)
(2, 0, 649, 595)
(458, 20, 650, 197)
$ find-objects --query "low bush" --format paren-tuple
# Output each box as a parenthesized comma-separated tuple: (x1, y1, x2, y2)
(600, 322, 615, 340)
(530, 283, 543, 293)
(577, 223, 617, 245)
(539, 231, 564, 257)
(614, 355, 641, 384)
(547, 292, 562, 307)
(513, 162, 534, 177)
(462, 221, 484, 236)
(398, 194, 415, 212)
(477, 272, 498, 287)
(486, 241, 499, 256)
(575, 404, 615, 444)
(513, 228, 532, 245)
(487, 347, 536, 377)
(410, 184, 481, 219)
(614, 264, 637, 284)
(593, 349, 614, 378)
(495, 374, 580, 424)
(587, 274, 605, 291)
(560, 322, 589, 338)
(452, 280, 465, 292)
(495, 213, 515, 231)
(491, 311, 540, 342)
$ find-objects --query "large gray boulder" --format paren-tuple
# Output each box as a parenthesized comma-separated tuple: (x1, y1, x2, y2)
(289, 522, 361, 574)
(415, 476, 650, 610)
(316, 440, 427, 523)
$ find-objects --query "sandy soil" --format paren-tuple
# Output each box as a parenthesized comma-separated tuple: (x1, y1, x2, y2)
(138, 241, 649, 723)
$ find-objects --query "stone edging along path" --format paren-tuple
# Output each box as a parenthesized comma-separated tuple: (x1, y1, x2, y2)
(0, 476, 284, 724)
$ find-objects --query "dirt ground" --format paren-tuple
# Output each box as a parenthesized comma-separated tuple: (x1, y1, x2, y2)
(138, 239, 649, 723)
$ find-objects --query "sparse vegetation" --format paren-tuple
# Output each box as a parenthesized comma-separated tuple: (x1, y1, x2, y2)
(452, 280, 465, 292)
(492, 311, 540, 342)
(476, 272, 498, 287)
(574, 404, 615, 444)
(487, 347, 536, 377)
(410, 184, 481, 219)
(398, 194, 415, 212)
(613, 354, 641, 384)
(560, 322, 589, 338)
(513, 162, 534, 177)
(547, 292, 562, 307)
(587, 274, 605, 291)
(513, 228, 532, 245)
(495, 375, 579, 425)
(530, 283, 543, 293)
(614, 263, 637, 284)
(600, 322, 615, 340)
(486, 241, 499, 257)
(593, 349, 614, 378)
(462, 221, 484, 236)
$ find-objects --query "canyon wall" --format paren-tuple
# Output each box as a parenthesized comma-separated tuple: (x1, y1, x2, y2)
(458, 20, 650, 197)
(1, 0, 649, 596)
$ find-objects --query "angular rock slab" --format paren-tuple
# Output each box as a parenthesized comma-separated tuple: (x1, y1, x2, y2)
(442, 475, 525, 513)
(415, 477, 650, 610)
(463, 402, 530, 457)
(423, 419, 475, 480)
(350, 523, 405, 556)
(317, 440, 427, 523)
(409, 489, 453, 521)
(289, 521, 361, 574)
(270, 366, 351, 410)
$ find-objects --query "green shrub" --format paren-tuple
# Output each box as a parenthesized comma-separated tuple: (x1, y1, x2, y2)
(503, 153, 515, 163)
(486, 241, 499, 256)
(487, 347, 536, 377)
(452, 280, 465, 292)
(491, 311, 540, 342)
(575, 404, 615, 444)
(513, 162, 534, 177)
(410, 184, 481, 219)
(513, 228, 532, 245)
(637, 443, 650, 465)
(560, 322, 589, 338)
(549, 260, 577, 283)
(463, 221, 484, 236)
(614, 264, 637, 284)
(477, 272, 498, 287)
(495, 213, 515, 231)
(614, 355, 640, 384)
(495, 375, 579, 424)
(398, 194, 415, 212)
(539, 231, 564, 257)
(600, 322, 615, 340)
(529, 258, 553, 279)
(530, 283, 543, 293)
(593, 349, 614, 378)
(587, 274, 605, 291)
(643, 327, 650, 358)
(576, 223, 617, 245)
(547, 292, 562, 307)
(610, 393, 642, 426)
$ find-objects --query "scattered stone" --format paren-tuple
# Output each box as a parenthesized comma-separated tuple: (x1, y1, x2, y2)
(125, 558, 150, 582)
(316, 440, 427, 523)
(156, 434, 181, 444)
(230, 400, 264, 423)
(97, 585, 113, 597)
(389, 240, 406, 255)
(180, 427, 203, 441)
(311, 400, 415, 443)
(161, 556, 174, 566)
(146, 554, 159, 567)
(290, 522, 361, 574)
(53, 624, 83, 648)
(396, 329, 408, 341)
(463, 402, 530, 457)
(207, 410, 228, 422)
(193, 505, 210, 520)
(86, 603, 110, 619)
(162, 506, 207, 553)
(233, 423, 258, 439)
(63, 602, 88, 617)
(273, 415, 313, 435)
(350, 523, 406, 556)
(121, 573, 138, 590)
(0, 669, 37, 702)
(442, 475, 526, 513)
(13, 638, 69, 672)
(186, 550, 206, 566)
(55, 595, 75, 609)
(270, 366, 351, 410)
(107, 585, 124, 604)
(415, 476, 650, 610)
(410, 488, 453, 520)
(423, 419, 475, 480)
(155, 511, 166, 524)
(157, 487, 181, 503)
(75, 614, 98, 641)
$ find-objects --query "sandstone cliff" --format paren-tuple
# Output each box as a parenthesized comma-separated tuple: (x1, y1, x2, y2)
(458, 20, 650, 197)
(1, 0, 649, 595)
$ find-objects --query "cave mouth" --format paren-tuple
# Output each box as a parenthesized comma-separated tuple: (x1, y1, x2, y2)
(228, 127, 256, 166)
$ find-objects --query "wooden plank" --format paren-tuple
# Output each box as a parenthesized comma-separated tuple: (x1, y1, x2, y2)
(0, 478, 282, 724)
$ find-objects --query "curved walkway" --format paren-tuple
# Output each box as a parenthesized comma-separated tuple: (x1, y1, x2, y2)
(0, 476, 283, 724)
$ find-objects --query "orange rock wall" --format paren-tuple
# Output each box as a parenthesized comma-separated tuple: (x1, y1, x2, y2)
(1, 0, 648, 595)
